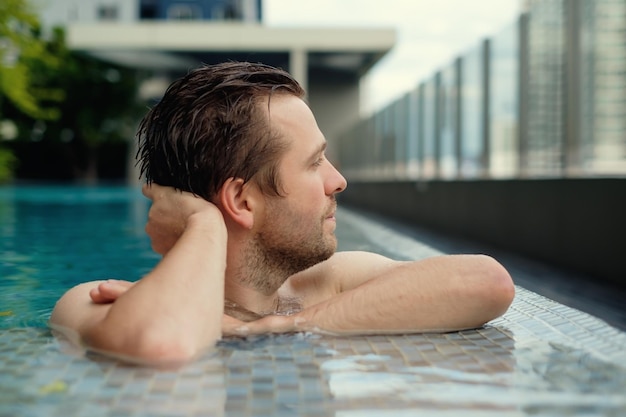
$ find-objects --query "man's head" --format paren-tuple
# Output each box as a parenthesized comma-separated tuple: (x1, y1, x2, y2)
(137, 62, 347, 293)
(239, 93, 347, 292)
(136, 61, 305, 201)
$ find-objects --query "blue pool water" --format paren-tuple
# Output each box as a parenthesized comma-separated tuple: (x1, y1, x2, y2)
(0, 184, 404, 328)
(2, 185, 626, 416)
(0, 185, 157, 328)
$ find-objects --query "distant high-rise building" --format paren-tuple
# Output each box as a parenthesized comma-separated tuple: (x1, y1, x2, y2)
(579, 0, 626, 174)
(337, 0, 625, 180)
(526, 0, 565, 176)
(526, 0, 626, 176)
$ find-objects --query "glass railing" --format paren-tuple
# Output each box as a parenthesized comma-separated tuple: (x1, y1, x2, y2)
(338, 0, 626, 181)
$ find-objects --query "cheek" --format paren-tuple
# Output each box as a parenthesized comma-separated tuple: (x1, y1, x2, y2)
(282, 175, 327, 210)
(284, 196, 322, 226)
(298, 189, 325, 213)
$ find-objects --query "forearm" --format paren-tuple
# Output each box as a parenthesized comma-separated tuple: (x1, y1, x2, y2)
(299, 255, 514, 334)
(85, 214, 227, 363)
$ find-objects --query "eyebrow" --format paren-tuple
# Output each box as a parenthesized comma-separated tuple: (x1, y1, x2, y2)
(308, 141, 327, 162)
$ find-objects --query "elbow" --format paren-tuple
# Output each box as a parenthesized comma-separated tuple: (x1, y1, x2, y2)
(474, 255, 516, 322)
(85, 325, 216, 366)
(131, 332, 199, 365)
(130, 332, 205, 366)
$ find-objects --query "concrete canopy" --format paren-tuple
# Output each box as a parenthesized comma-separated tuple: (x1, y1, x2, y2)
(66, 22, 396, 85)
(66, 22, 396, 164)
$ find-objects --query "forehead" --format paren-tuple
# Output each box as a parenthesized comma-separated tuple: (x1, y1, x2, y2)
(264, 94, 325, 154)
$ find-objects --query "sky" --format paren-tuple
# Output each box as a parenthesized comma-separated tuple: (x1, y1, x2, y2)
(263, 0, 522, 114)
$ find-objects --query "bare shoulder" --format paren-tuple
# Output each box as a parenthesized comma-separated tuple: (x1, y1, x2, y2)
(283, 251, 399, 304)
(317, 250, 397, 275)
(49, 281, 111, 340)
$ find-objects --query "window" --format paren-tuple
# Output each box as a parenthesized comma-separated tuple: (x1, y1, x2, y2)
(140, 0, 158, 19)
(167, 5, 202, 20)
(98, 5, 118, 20)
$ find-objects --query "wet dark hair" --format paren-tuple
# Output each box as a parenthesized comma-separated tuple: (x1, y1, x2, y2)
(136, 61, 305, 201)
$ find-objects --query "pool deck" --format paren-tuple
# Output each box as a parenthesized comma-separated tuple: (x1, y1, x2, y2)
(343, 207, 626, 332)
(2, 207, 626, 416)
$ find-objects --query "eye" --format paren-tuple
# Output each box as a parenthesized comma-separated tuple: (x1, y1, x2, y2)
(313, 154, 325, 167)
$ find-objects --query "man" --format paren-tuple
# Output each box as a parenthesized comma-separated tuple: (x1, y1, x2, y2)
(50, 62, 515, 365)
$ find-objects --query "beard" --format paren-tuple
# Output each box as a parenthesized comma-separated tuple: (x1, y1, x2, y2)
(240, 197, 337, 295)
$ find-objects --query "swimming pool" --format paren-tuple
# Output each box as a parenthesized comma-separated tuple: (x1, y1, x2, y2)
(1, 185, 626, 416)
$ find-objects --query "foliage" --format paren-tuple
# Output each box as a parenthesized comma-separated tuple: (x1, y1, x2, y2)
(0, 0, 63, 120)
(29, 27, 143, 148)
(3, 24, 144, 181)
(0, 145, 16, 182)
(0, 0, 64, 181)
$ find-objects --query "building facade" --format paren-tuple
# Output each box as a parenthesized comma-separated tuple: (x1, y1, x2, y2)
(36, 0, 261, 25)
(338, 0, 626, 181)
(34, 0, 395, 167)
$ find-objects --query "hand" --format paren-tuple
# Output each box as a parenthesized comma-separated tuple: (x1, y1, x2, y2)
(221, 315, 248, 336)
(89, 279, 135, 303)
(226, 314, 310, 337)
(142, 183, 224, 255)
(221, 315, 285, 338)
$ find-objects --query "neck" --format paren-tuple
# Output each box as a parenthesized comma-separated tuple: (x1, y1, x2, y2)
(222, 221, 301, 320)
(224, 230, 293, 299)
(223, 240, 290, 321)
(223, 277, 280, 320)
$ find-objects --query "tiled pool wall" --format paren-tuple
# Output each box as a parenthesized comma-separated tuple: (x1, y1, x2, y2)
(1, 188, 626, 416)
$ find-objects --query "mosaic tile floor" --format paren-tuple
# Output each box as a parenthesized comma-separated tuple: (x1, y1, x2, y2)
(2, 208, 626, 416)
(2, 289, 626, 417)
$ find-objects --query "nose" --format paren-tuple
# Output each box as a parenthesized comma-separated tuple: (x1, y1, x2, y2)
(326, 161, 347, 195)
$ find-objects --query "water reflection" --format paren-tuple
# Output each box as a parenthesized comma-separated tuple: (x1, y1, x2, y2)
(321, 327, 517, 414)
(2, 322, 626, 416)
(2, 187, 626, 415)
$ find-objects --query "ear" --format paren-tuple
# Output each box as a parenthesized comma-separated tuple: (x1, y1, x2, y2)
(218, 177, 260, 229)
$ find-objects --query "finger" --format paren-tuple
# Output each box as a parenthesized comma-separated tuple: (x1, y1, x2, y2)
(221, 315, 246, 337)
(99, 280, 133, 299)
(141, 183, 153, 199)
(89, 286, 110, 304)
(235, 315, 303, 336)
(90, 280, 133, 303)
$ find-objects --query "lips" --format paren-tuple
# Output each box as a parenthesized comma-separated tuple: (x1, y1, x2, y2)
(324, 198, 337, 221)
(325, 207, 337, 221)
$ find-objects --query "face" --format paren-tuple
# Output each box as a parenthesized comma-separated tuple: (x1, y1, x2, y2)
(250, 94, 347, 282)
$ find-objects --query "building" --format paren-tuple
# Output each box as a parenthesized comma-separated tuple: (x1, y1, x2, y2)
(36, 0, 261, 25)
(336, 0, 626, 283)
(34, 0, 396, 164)
(524, 0, 626, 176)
(338, 0, 626, 181)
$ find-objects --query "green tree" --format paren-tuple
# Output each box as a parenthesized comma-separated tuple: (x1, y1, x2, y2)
(0, 0, 61, 119)
(8, 27, 144, 182)
(0, 145, 16, 181)
(0, 0, 62, 182)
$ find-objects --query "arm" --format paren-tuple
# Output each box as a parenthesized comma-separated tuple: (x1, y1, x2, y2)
(50, 186, 227, 365)
(238, 251, 515, 335)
